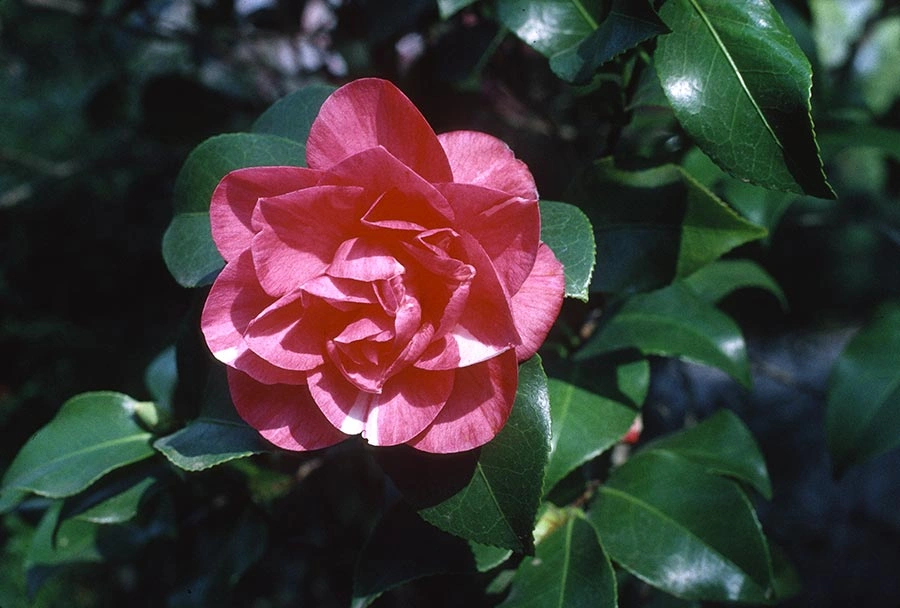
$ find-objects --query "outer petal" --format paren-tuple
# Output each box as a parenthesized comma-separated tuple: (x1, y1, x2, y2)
(307, 364, 454, 447)
(438, 182, 539, 296)
(210, 166, 321, 262)
(407, 350, 518, 453)
(227, 368, 346, 451)
(510, 243, 565, 361)
(251, 185, 369, 296)
(307, 78, 452, 183)
(437, 131, 538, 200)
(200, 251, 306, 385)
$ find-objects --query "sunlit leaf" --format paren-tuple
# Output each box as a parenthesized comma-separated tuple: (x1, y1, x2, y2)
(540, 200, 596, 301)
(655, 0, 834, 197)
(497, 0, 602, 57)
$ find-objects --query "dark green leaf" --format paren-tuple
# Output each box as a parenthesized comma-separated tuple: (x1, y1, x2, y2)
(683, 260, 787, 310)
(419, 356, 552, 553)
(544, 357, 649, 493)
(470, 541, 513, 572)
(497, 0, 602, 57)
(352, 501, 475, 607)
(589, 451, 775, 603)
(826, 303, 900, 471)
(164, 133, 306, 287)
(500, 508, 616, 608)
(251, 83, 335, 143)
(27, 502, 103, 567)
(0, 392, 155, 503)
(655, 0, 833, 197)
(550, 0, 668, 83)
(540, 200, 596, 301)
(66, 474, 158, 525)
(578, 282, 751, 387)
(144, 345, 177, 415)
(818, 126, 900, 163)
(644, 409, 772, 499)
(437, 0, 478, 19)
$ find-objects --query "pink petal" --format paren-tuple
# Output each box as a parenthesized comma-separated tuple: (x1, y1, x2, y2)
(306, 78, 452, 183)
(437, 131, 538, 200)
(407, 351, 518, 453)
(327, 237, 405, 282)
(244, 291, 328, 371)
(251, 185, 370, 296)
(510, 243, 565, 361)
(227, 368, 346, 451)
(201, 251, 306, 385)
(438, 182, 540, 295)
(210, 166, 320, 262)
(320, 147, 455, 223)
(307, 363, 454, 446)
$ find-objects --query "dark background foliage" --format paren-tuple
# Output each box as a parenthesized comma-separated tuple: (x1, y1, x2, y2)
(1, 0, 899, 605)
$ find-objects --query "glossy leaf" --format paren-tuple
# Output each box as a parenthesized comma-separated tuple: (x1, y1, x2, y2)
(643, 409, 772, 499)
(500, 509, 616, 608)
(420, 356, 552, 553)
(251, 83, 335, 143)
(589, 451, 775, 602)
(352, 501, 475, 607)
(163, 133, 306, 287)
(826, 303, 900, 471)
(655, 0, 833, 197)
(540, 200, 596, 301)
(62, 468, 159, 525)
(437, 0, 478, 19)
(0, 392, 155, 503)
(573, 160, 766, 294)
(550, 0, 668, 83)
(544, 357, 649, 493)
(683, 259, 787, 309)
(497, 0, 602, 57)
(578, 282, 751, 387)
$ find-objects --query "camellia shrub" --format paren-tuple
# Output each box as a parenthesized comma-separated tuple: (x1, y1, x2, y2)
(2, 0, 900, 606)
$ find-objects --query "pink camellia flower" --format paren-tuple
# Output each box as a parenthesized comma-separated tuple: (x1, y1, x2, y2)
(201, 78, 564, 453)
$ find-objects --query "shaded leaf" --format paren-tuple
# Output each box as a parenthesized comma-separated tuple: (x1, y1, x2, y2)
(589, 451, 775, 603)
(470, 541, 513, 572)
(643, 409, 772, 499)
(61, 467, 160, 525)
(144, 345, 177, 416)
(655, 0, 833, 197)
(500, 508, 616, 608)
(437, 0, 478, 19)
(683, 259, 787, 309)
(27, 502, 103, 567)
(352, 501, 475, 607)
(0, 392, 155, 504)
(550, 0, 668, 83)
(251, 83, 335, 143)
(577, 282, 751, 387)
(826, 303, 900, 471)
(540, 200, 596, 301)
(419, 356, 552, 553)
(544, 357, 649, 493)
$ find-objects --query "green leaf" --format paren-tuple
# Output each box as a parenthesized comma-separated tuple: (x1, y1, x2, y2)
(544, 357, 649, 493)
(550, 0, 668, 83)
(809, 0, 880, 69)
(655, 0, 833, 198)
(144, 345, 177, 415)
(163, 133, 306, 287)
(818, 126, 900, 164)
(497, 0, 602, 57)
(826, 303, 900, 472)
(0, 392, 155, 503)
(643, 409, 772, 499)
(577, 282, 751, 387)
(65, 473, 158, 525)
(352, 501, 475, 607)
(572, 160, 766, 294)
(539, 200, 596, 301)
(589, 451, 775, 603)
(683, 259, 787, 309)
(251, 83, 335, 143)
(27, 502, 103, 567)
(153, 367, 270, 471)
(853, 16, 900, 116)
(419, 356, 552, 553)
(470, 541, 513, 572)
(437, 0, 478, 19)
(500, 508, 616, 608)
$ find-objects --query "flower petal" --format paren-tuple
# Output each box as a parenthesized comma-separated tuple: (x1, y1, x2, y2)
(227, 368, 347, 451)
(244, 291, 328, 371)
(510, 243, 565, 361)
(439, 182, 540, 295)
(251, 185, 370, 296)
(210, 166, 321, 262)
(328, 237, 405, 282)
(201, 251, 306, 384)
(307, 78, 452, 183)
(437, 131, 538, 200)
(407, 351, 518, 453)
(307, 364, 453, 446)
